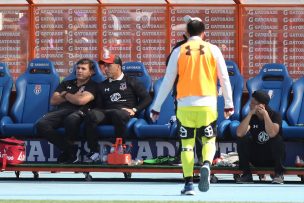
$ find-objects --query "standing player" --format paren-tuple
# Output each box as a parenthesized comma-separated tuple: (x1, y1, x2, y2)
(150, 16, 234, 195)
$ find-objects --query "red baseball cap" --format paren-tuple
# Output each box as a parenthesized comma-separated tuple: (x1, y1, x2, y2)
(100, 54, 122, 66)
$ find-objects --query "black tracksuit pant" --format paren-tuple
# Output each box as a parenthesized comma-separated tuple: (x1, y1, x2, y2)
(85, 108, 131, 153)
(36, 108, 84, 153)
(237, 135, 285, 175)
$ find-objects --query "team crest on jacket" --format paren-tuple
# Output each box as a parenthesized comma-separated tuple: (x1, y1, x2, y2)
(110, 93, 121, 102)
(34, 85, 41, 95)
(120, 82, 127, 90)
(258, 131, 269, 143)
(79, 86, 85, 93)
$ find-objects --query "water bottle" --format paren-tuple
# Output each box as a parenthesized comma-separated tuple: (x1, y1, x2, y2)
(295, 155, 301, 165)
(118, 144, 124, 154)
(102, 146, 108, 163)
(110, 145, 115, 153)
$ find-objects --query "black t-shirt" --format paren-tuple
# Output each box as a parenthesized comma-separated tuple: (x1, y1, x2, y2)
(55, 79, 97, 110)
(249, 109, 282, 145)
(96, 75, 151, 112)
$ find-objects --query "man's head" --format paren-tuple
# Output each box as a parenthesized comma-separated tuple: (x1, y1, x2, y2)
(183, 15, 205, 37)
(75, 58, 94, 82)
(250, 90, 270, 111)
(101, 54, 123, 79)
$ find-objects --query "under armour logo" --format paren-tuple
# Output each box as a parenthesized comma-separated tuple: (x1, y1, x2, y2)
(179, 126, 188, 138)
(67, 86, 72, 89)
(105, 88, 110, 92)
(204, 125, 214, 137)
(253, 125, 258, 129)
(185, 45, 205, 56)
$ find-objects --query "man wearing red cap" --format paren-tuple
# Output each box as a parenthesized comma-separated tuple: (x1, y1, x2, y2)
(150, 16, 234, 195)
(84, 54, 151, 163)
(236, 90, 285, 184)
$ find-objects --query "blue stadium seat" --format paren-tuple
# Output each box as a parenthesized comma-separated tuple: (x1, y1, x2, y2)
(63, 60, 106, 83)
(217, 60, 243, 139)
(282, 77, 304, 139)
(0, 59, 60, 137)
(122, 62, 152, 92)
(134, 77, 177, 139)
(0, 62, 13, 120)
(96, 62, 152, 138)
(230, 63, 293, 138)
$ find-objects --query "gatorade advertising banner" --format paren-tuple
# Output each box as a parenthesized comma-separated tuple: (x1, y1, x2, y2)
(242, 7, 304, 80)
(34, 7, 99, 79)
(170, 6, 237, 63)
(2, 6, 304, 82)
(102, 7, 167, 81)
(0, 7, 29, 82)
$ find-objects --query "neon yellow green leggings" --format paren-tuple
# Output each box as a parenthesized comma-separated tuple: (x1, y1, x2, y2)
(177, 106, 217, 177)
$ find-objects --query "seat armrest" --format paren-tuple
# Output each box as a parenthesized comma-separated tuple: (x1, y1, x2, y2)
(0, 116, 14, 134)
(1, 116, 13, 125)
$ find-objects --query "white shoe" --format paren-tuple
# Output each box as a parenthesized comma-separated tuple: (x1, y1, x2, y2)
(84, 152, 100, 163)
(181, 182, 195, 195)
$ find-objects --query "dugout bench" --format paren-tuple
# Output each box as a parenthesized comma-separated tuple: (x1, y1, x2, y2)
(2, 164, 304, 183)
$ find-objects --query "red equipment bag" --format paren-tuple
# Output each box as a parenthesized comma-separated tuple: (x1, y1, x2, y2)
(108, 138, 131, 165)
(0, 138, 26, 171)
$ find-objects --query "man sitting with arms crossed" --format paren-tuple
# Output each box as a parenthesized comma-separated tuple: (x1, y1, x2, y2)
(36, 58, 97, 164)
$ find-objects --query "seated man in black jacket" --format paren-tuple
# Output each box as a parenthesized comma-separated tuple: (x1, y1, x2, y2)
(84, 54, 152, 162)
(36, 58, 97, 164)
(236, 90, 285, 184)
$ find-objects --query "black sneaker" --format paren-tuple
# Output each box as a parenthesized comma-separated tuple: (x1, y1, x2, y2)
(259, 174, 266, 181)
(59, 146, 79, 164)
(66, 154, 79, 164)
(272, 175, 284, 184)
(196, 160, 204, 166)
(236, 174, 254, 184)
(57, 152, 69, 164)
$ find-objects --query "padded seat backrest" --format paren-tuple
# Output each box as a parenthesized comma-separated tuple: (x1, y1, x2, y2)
(147, 78, 175, 125)
(122, 62, 152, 92)
(0, 62, 13, 118)
(63, 60, 105, 83)
(11, 58, 60, 123)
(217, 60, 243, 123)
(242, 63, 292, 118)
(286, 77, 304, 125)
